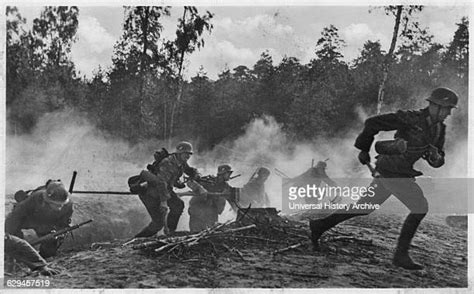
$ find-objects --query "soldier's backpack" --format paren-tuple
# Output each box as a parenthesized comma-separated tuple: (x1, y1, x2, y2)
(127, 148, 170, 194)
(146, 148, 170, 174)
(13, 180, 53, 202)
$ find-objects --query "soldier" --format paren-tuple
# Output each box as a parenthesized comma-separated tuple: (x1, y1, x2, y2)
(240, 167, 271, 207)
(134, 141, 199, 237)
(5, 233, 59, 276)
(310, 87, 458, 270)
(188, 165, 234, 232)
(5, 179, 73, 258)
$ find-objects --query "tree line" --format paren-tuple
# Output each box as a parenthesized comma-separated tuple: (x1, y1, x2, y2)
(6, 6, 469, 151)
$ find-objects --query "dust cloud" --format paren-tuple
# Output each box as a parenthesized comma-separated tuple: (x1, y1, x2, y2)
(4, 103, 468, 247)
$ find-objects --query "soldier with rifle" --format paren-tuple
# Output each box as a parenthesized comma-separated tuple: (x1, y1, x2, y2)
(134, 141, 200, 237)
(240, 167, 271, 207)
(188, 164, 236, 232)
(5, 179, 73, 258)
(310, 87, 458, 270)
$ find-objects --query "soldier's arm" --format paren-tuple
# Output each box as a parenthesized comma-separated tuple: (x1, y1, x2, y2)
(354, 112, 409, 152)
(56, 203, 73, 229)
(5, 195, 36, 235)
(183, 164, 199, 179)
(427, 124, 446, 168)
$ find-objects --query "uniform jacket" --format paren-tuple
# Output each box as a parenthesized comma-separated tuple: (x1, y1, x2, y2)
(5, 189, 73, 236)
(189, 176, 230, 216)
(355, 108, 446, 177)
(241, 178, 270, 207)
(140, 153, 197, 201)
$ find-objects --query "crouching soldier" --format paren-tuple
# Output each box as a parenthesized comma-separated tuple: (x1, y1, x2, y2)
(134, 141, 199, 237)
(5, 233, 60, 276)
(310, 87, 458, 270)
(240, 167, 271, 207)
(5, 179, 73, 258)
(188, 165, 234, 232)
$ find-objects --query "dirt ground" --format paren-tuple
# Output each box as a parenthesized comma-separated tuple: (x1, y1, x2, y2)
(5, 206, 467, 289)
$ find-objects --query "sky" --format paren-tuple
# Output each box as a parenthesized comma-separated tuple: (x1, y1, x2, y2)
(14, 3, 470, 80)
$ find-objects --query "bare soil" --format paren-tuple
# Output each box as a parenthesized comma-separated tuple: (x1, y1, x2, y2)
(4, 193, 467, 288)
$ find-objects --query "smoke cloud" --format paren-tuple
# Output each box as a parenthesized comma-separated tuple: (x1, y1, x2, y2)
(4, 103, 468, 246)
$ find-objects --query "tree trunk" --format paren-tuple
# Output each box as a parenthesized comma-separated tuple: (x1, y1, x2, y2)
(139, 7, 149, 131)
(377, 6, 402, 114)
(168, 7, 188, 148)
(168, 81, 183, 148)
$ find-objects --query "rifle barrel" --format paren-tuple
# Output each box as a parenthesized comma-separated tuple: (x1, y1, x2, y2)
(31, 219, 93, 246)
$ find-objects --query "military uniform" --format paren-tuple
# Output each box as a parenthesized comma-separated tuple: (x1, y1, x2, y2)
(5, 233, 48, 271)
(5, 182, 73, 258)
(310, 87, 458, 270)
(135, 148, 198, 237)
(188, 176, 230, 232)
(240, 167, 270, 207)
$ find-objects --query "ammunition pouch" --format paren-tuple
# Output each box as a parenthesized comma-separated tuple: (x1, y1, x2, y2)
(374, 138, 407, 155)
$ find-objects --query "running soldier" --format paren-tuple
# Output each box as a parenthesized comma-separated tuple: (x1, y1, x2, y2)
(310, 87, 458, 270)
(134, 141, 199, 237)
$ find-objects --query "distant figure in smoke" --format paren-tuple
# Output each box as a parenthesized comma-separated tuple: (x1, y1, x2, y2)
(134, 141, 200, 237)
(5, 180, 73, 258)
(240, 167, 271, 207)
(5, 233, 60, 276)
(188, 164, 234, 232)
(310, 87, 459, 270)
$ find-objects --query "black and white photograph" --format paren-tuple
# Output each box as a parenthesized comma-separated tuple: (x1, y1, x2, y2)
(2, 1, 471, 290)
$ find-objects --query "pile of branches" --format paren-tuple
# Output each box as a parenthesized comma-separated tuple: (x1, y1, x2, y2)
(126, 221, 255, 253)
(124, 208, 311, 259)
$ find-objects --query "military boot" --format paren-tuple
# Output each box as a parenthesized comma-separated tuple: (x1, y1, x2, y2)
(392, 213, 425, 270)
(310, 212, 359, 251)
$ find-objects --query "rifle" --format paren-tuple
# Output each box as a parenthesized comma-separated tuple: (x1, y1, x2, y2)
(30, 219, 93, 246)
(229, 174, 241, 180)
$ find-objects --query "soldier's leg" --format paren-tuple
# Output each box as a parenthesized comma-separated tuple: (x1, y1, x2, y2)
(5, 234, 48, 271)
(135, 194, 168, 238)
(385, 178, 428, 270)
(188, 200, 204, 233)
(310, 178, 392, 250)
(167, 194, 185, 233)
(189, 210, 206, 233)
(38, 238, 60, 258)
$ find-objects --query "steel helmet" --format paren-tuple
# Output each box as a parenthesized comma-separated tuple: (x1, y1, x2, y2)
(426, 87, 459, 108)
(45, 180, 70, 205)
(217, 164, 233, 175)
(257, 167, 270, 177)
(175, 141, 194, 154)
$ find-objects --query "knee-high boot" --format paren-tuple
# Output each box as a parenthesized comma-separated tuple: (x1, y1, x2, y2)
(393, 213, 425, 270)
(310, 211, 363, 251)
